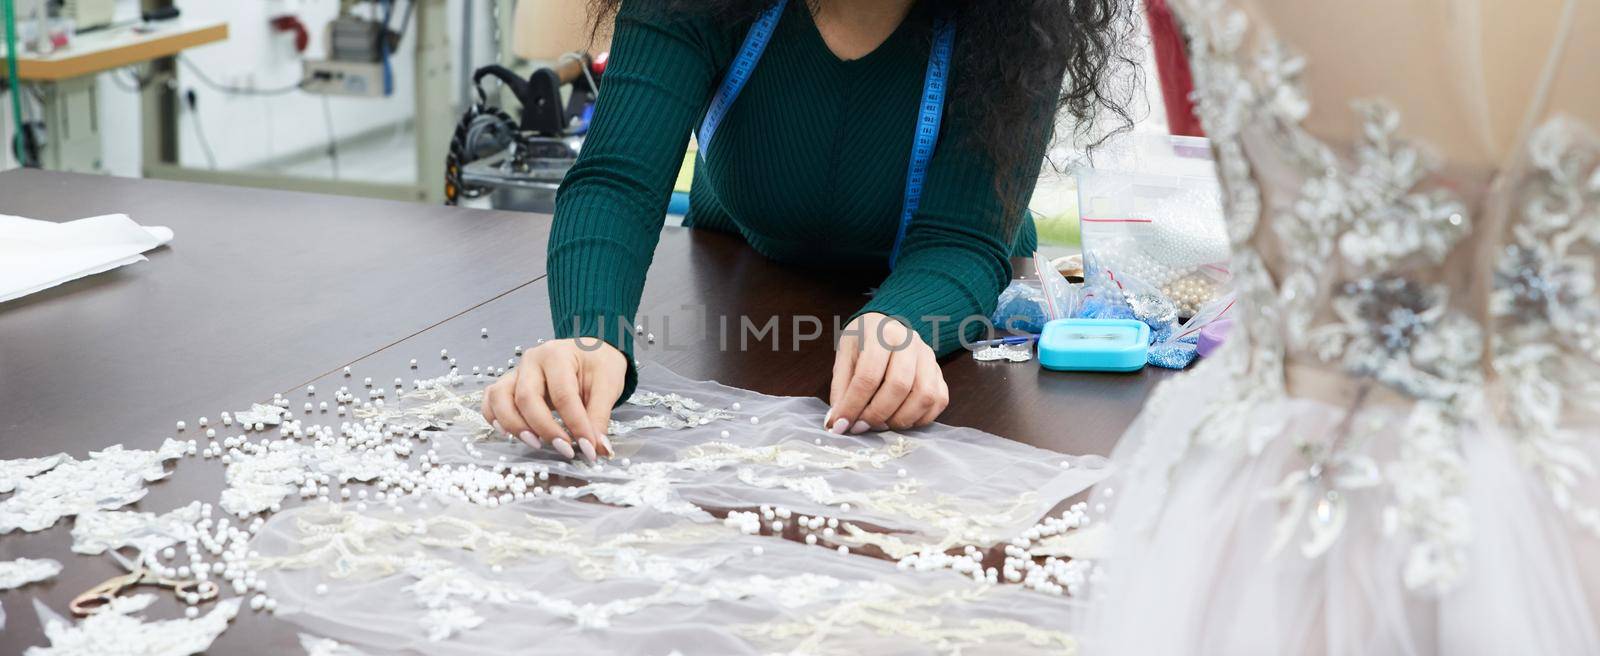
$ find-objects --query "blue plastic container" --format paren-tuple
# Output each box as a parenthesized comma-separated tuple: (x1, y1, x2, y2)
(1037, 318, 1149, 372)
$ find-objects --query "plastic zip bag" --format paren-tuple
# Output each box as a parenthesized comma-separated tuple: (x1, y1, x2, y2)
(1075, 134, 1231, 316)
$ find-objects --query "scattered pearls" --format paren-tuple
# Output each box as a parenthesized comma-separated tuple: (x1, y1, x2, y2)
(410, 359, 418, 368)
(440, 349, 449, 358)
(185, 607, 199, 619)
(481, 328, 489, 337)
(315, 583, 329, 595)
(749, 417, 759, 425)
(751, 546, 763, 556)
(176, 421, 186, 431)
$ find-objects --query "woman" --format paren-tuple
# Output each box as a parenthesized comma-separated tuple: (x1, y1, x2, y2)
(483, 0, 1135, 461)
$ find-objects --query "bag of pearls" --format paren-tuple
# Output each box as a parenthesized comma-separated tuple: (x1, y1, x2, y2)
(1074, 134, 1231, 317)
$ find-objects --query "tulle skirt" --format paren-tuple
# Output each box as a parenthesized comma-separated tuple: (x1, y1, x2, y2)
(1077, 352, 1600, 655)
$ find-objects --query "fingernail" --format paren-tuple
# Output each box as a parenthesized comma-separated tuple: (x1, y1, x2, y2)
(599, 435, 614, 457)
(830, 418, 849, 435)
(552, 438, 575, 459)
(823, 410, 835, 428)
(519, 431, 541, 450)
(577, 438, 598, 464)
(492, 420, 503, 433)
(850, 421, 870, 434)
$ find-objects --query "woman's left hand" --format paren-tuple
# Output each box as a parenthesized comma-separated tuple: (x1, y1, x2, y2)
(824, 312, 949, 433)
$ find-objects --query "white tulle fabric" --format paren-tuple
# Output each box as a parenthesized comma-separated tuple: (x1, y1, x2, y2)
(250, 499, 1082, 655)
(1080, 0, 1600, 653)
(247, 364, 1106, 654)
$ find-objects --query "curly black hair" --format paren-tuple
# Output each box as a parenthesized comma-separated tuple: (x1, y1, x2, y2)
(585, 0, 1141, 234)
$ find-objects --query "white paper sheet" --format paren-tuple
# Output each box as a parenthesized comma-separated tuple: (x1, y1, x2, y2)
(0, 213, 173, 304)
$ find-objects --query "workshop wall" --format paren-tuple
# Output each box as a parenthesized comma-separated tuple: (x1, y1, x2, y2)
(94, 0, 495, 179)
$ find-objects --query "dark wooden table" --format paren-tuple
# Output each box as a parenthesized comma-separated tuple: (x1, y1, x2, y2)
(0, 170, 1170, 653)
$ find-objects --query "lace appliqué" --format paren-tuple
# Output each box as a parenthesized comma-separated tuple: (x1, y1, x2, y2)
(71, 502, 205, 563)
(611, 391, 735, 435)
(0, 557, 62, 589)
(0, 441, 188, 534)
(1493, 118, 1600, 535)
(1311, 277, 1483, 402)
(253, 505, 728, 585)
(738, 587, 1078, 655)
(28, 594, 241, 656)
(299, 633, 371, 656)
(0, 453, 67, 494)
(355, 380, 734, 442)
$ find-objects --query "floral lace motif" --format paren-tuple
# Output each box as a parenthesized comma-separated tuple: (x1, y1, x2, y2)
(253, 505, 729, 585)
(1492, 118, 1600, 536)
(0, 441, 188, 534)
(355, 383, 735, 441)
(0, 453, 67, 494)
(610, 391, 736, 435)
(71, 502, 205, 564)
(28, 594, 240, 656)
(1310, 277, 1482, 403)
(299, 633, 371, 656)
(0, 557, 62, 589)
(738, 587, 1078, 656)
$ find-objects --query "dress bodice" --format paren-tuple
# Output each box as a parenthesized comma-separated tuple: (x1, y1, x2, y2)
(1163, 0, 1600, 589)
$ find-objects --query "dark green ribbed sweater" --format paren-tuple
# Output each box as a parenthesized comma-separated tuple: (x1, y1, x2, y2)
(548, 1, 1048, 399)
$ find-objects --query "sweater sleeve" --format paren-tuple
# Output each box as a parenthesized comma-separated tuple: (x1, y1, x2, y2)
(856, 99, 1053, 356)
(546, 5, 729, 401)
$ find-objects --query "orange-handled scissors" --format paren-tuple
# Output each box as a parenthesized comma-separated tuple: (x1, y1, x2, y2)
(69, 567, 219, 616)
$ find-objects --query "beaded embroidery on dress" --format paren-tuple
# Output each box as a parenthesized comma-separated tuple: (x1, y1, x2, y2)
(1082, 0, 1600, 653)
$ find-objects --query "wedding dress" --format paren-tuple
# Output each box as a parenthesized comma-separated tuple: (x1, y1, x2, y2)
(1082, 0, 1600, 653)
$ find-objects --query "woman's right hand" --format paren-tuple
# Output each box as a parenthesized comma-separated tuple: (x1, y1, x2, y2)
(481, 337, 627, 463)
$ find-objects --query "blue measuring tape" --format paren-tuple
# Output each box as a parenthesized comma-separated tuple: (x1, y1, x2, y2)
(696, 0, 789, 153)
(697, 1, 954, 271)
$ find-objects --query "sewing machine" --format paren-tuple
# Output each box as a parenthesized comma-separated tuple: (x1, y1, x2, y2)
(446, 54, 598, 212)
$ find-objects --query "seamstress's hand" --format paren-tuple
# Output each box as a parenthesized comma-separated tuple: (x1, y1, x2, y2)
(481, 337, 626, 463)
(825, 312, 948, 433)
